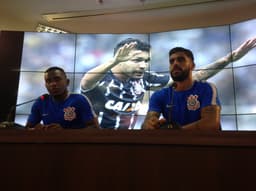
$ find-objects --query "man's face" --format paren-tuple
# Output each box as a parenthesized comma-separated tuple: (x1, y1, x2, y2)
(44, 70, 69, 96)
(169, 52, 194, 82)
(120, 50, 150, 79)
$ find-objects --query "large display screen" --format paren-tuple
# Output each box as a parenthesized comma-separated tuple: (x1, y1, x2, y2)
(15, 18, 256, 130)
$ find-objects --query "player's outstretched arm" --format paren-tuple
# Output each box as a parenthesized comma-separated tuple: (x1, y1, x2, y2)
(193, 37, 256, 81)
(80, 42, 141, 90)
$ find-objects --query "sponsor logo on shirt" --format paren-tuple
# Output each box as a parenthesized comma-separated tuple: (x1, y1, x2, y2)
(105, 100, 142, 114)
(63, 106, 76, 121)
(187, 94, 200, 111)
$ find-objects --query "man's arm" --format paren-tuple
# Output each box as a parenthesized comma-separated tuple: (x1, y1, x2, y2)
(80, 42, 141, 90)
(182, 105, 221, 131)
(85, 117, 100, 128)
(25, 122, 63, 130)
(193, 37, 256, 81)
(141, 111, 166, 129)
(25, 122, 35, 129)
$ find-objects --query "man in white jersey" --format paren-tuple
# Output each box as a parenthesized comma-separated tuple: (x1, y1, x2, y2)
(80, 37, 256, 129)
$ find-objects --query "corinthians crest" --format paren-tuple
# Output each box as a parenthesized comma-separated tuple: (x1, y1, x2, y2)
(130, 80, 145, 95)
(187, 94, 200, 111)
(63, 106, 76, 121)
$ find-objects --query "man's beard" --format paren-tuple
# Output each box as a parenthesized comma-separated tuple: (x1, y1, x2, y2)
(171, 68, 190, 82)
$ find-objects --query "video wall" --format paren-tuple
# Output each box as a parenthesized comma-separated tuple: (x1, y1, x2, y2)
(15, 18, 256, 130)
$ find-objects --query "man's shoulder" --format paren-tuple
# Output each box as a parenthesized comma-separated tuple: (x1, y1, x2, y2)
(69, 93, 86, 99)
(69, 93, 93, 105)
(194, 80, 218, 95)
(195, 80, 216, 88)
(153, 86, 170, 95)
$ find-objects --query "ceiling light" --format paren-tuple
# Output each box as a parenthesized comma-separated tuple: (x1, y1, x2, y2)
(36, 24, 68, 33)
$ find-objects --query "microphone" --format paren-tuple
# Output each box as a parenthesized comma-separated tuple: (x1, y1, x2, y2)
(0, 94, 49, 129)
(171, 82, 177, 90)
(161, 82, 180, 129)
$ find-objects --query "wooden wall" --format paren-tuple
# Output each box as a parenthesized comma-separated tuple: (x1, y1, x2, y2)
(0, 31, 24, 121)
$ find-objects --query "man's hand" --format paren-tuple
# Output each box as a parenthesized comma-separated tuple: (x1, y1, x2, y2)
(113, 42, 142, 63)
(231, 37, 256, 61)
(142, 111, 165, 130)
(29, 123, 63, 130)
(0, 121, 15, 128)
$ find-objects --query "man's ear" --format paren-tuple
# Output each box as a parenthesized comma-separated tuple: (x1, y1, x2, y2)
(191, 62, 195, 70)
(66, 78, 70, 86)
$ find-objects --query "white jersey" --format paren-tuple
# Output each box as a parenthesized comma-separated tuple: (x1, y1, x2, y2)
(81, 71, 169, 129)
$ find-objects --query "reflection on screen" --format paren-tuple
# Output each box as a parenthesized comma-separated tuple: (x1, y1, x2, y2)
(15, 18, 256, 130)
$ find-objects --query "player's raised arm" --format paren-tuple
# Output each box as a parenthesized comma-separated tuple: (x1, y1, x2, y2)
(193, 37, 256, 81)
(80, 42, 141, 91)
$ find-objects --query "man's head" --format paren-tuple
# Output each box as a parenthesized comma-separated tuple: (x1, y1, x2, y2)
(168, 47, 195, 82)
(44, 66, 69, 96)
(113, 38, 151, 80)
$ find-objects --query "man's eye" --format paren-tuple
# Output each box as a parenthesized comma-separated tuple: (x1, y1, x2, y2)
(170, 56, 185, 64)
(54, 78, 61, 82)
(177, 56, 185, 62)
(46, 77, 62, 84)
(133, 58, 150, 62)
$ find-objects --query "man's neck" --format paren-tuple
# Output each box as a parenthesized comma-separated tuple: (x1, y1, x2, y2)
(52, 91, 69, 102)
(175, 79, 194, 91)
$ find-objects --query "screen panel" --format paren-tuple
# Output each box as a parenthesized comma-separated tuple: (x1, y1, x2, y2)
(237, 115, 256, 131)
(150, 26, 231, 71)
(230, 18, 256, 68)
(230, 18, 256, 130)
(20, 32, 76, 72)
(75, 34, 149, 73)
(221, 115, 237, 131)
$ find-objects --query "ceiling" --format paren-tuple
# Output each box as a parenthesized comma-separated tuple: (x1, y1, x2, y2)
(0, 0, 256, 33)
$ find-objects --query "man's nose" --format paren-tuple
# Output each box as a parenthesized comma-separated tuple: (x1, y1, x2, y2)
(139, 61, 148, 68)
(170, 61, 177, 69)
(49, 80, 57, 86)
(173, 58, 180, 64)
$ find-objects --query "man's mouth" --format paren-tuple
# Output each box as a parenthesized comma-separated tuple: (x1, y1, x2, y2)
(50, 88, 60, 93)
(172, 68, 182, 75)
(134, 71, 144, 77)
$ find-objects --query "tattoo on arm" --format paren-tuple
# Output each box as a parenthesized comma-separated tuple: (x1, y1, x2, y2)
(193, 37, 256, 81)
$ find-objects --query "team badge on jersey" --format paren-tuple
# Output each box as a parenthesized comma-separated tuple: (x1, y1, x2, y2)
(63, 106, 76, 121)
(130, 80, 145, 95)
(187, 94, 200, 111)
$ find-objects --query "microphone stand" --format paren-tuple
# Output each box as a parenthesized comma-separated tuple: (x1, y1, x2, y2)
(0, 94, 48, 128)
(6, 98, 37, 122)
(162, 82, 180, 129)
(167, 83, 176, 129)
